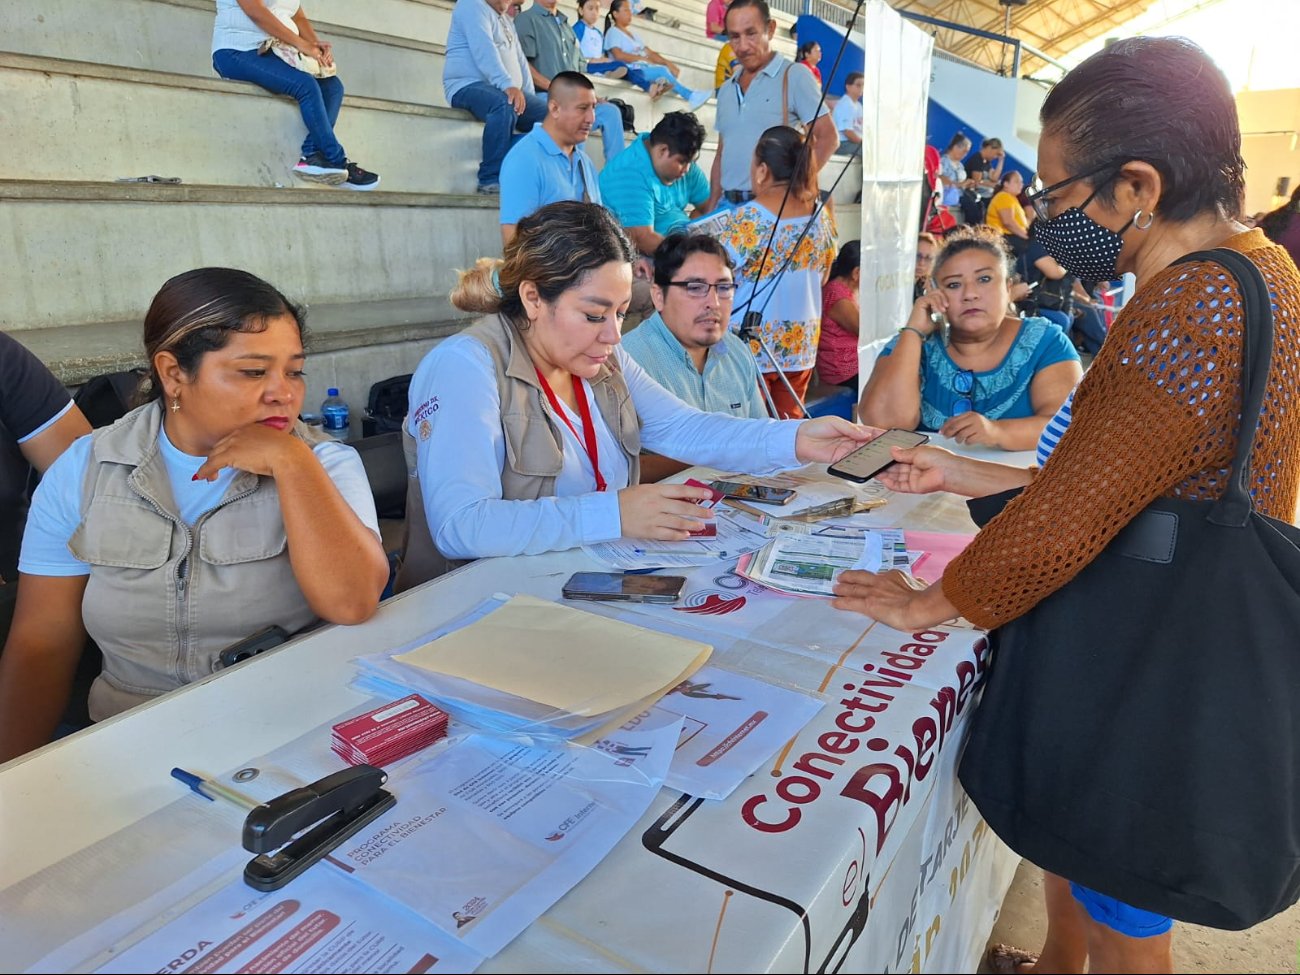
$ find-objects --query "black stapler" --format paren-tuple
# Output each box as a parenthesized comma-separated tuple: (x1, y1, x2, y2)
(242, 764, 396, 891)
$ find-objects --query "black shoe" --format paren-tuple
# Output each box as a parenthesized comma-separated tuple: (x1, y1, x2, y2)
(343, 161, 380, 191)
(293, 153, 347, 185)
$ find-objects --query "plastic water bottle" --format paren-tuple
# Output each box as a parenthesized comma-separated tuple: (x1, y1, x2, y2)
(321, 388, 350, 440)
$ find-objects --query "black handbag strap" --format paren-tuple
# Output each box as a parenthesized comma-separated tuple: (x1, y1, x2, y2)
(1172, 247, 1274, 528)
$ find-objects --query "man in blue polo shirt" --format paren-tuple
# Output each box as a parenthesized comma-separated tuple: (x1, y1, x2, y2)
(499, 72, 601, 246)
(623, 233, 768, 479)
(599, 112, 710, 258)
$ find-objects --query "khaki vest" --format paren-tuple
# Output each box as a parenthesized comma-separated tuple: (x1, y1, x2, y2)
(395, 314, 642, 591)
(71, 402, 324, 720)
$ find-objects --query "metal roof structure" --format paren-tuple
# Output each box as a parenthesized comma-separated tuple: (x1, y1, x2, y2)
(888, 0, 1162, 78)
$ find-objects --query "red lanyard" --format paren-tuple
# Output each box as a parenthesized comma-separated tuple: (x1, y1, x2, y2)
(535, 368, 607, 492)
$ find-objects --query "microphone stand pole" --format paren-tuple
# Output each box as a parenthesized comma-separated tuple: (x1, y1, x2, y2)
(738, 310, 807, 418)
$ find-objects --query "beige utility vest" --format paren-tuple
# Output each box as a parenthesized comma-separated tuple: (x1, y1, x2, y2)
(395, 313, 642, 591)
(70, 402, 323, 720)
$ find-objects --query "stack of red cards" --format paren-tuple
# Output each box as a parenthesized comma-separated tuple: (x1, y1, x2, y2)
(684, 478, 725, 538)
(331, 693, 449, 767)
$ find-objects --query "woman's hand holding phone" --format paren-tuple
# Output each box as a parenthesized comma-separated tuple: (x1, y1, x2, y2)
(907, 289, 949, 337)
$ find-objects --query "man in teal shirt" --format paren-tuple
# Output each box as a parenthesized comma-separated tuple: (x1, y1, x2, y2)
(600, 112, 711, 322)
(599, 112, 711, 259)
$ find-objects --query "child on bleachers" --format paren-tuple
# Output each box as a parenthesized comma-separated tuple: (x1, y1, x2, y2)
(574, 0, 629, 79)
(603, 0, 712, 109)
(211, 0, 379, 189)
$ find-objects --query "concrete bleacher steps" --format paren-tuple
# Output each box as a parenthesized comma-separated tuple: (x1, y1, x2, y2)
(1, 0, 845, 417)
(4, 0, 745, 114)
(0, 179, 498, 418)
(2, 48, 860, 199)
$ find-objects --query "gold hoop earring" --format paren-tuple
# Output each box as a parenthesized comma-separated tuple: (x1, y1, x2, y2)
(170, 397, 181, 413)
(1134, 209, 1155, 231)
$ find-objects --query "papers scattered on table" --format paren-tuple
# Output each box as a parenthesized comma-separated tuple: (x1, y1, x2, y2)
(92, 863, 483, 974)
(359, 595, 711, 739)
(583, 511, 769, 570)
(739, 525, 919, 597)
(395, 594, 711, 717)
(330, 716, 680, 957)
(649, 664, 824, 800)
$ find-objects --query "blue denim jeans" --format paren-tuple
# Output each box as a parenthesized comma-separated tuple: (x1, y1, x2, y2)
(592, 101, 626, 162)
(213, 48, 347, 165)
(450, 82, 548, 187)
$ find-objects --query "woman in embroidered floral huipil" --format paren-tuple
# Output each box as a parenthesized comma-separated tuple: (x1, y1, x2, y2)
(719, 126, 836, 418)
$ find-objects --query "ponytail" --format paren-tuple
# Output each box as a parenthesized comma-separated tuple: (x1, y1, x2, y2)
(451, 258, 504, 315)
(753, 125, 817, 203)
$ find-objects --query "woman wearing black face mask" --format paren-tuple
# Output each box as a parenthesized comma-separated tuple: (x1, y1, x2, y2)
(830, 37, 1300, 974)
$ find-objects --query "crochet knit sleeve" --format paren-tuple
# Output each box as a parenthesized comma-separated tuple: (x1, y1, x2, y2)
(941, 254, 1270, 630)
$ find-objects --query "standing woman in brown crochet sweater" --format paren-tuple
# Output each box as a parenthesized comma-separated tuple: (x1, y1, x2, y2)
(832, 37, 1300, 974)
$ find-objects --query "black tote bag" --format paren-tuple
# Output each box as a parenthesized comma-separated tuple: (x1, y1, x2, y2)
(957, 247, 1300, 930)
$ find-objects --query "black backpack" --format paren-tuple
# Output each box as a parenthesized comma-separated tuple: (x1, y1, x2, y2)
(364, 374, 412, 436)
(73, 369, 146, 428)
(607, 98, 636, 133)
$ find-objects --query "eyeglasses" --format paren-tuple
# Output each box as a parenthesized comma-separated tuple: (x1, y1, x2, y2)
(952, 369, 977, 415)
(666, 280, 738, 299)
(1023, 162, 1118, 221)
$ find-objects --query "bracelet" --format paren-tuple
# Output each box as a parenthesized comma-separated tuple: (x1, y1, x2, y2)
(898, 325, 928, 342)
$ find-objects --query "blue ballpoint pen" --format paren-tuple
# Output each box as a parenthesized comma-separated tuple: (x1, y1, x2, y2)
(171, 767, 260, 810)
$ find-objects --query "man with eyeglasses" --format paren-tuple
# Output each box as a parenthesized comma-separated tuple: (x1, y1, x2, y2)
(623, 233, 768, 478)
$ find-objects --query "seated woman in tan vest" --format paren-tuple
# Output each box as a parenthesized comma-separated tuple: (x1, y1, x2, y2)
(0, 267, 389, 761)
(396, 201, 877, 590)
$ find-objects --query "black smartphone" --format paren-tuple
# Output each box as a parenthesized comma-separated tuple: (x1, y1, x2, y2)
(217, 624, 290, 668)
(561, 572, 687, 604)
(708, 480, 797, 505)
(827, 429, 930, 483)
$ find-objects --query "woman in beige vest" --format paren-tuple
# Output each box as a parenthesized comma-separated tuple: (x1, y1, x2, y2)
(398, 201, 876, 589)
(0, 268, 389, 762)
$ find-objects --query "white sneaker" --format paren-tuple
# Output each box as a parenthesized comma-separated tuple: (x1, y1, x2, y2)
(686, 88, 712, 112)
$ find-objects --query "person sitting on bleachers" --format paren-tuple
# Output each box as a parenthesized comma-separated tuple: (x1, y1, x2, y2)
(795, 41, 822, 85)
(573, 0, 633, 78)
(715, 41, 740, 88)
(1017, 240, 1110, 354)
(623, 233, 768, 479)
(858, 226, 1081, 451)
(599, 112, 710, 260)
(705, 0, 728, 41)
(599, 111, 711, 323)
(394, 202, 874, 590)
(985, 169, 1031, 258)
(515, 0, 627, 164)
(914, 231, 937, 299)
(832, 72, 864, 153)
(603, 0, 712, 109)
(499, 72, 603, 246)
(961, 136, 1004, 223)
(211, 0, 379, 189)
(0, 334, 91, 653)
(816, 240, 861, 392)
(445, 0, 550, 195)
(0, 268, 388, 762)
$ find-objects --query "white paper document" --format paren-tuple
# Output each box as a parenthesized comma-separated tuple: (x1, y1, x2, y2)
(740, 525, 918, 597)
(646, 665, 824, 800)
(327, 715, 680, 957)
(582, 512, 770, 570)
(92, 866, 483, 974)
